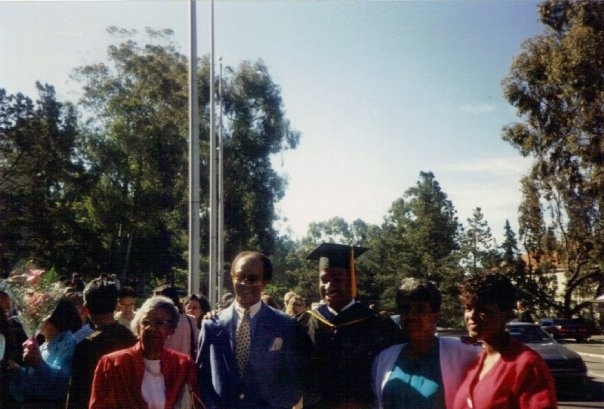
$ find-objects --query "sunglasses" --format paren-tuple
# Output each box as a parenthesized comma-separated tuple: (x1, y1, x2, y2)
(232, 275, 264, 287)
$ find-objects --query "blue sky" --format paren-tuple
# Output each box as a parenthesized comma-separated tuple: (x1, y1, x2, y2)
(1, 0, 544, 242)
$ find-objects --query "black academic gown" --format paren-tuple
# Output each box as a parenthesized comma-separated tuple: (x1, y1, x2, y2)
(296, 302, 402, 409)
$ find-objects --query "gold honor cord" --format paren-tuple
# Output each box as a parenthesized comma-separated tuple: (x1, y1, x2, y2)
(306, 309, 371, 329)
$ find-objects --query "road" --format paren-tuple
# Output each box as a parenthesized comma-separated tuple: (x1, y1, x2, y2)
(558, 336, 604, 409)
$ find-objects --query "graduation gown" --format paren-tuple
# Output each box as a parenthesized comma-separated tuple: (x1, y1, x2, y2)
(297, 302, 402, 408)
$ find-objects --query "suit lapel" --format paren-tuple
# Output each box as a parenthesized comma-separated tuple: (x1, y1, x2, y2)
(220, 304, 237, 353)
(250, 303, 276, 358)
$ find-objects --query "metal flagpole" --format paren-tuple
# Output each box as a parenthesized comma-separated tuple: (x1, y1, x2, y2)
(208, 0, 217, 308)
(188, 0, 200, 295)
(217, 56, 224, 301)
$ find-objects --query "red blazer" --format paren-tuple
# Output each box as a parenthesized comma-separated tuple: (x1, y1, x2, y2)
(89, 341, 199, 409)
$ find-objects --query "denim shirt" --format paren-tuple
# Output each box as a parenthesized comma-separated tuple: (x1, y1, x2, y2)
(10, 330, 77, 402)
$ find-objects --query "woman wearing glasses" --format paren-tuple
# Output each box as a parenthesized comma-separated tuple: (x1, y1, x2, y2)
(89, 296, 200, 409)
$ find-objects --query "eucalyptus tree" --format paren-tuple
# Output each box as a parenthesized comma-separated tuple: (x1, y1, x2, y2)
(73, 28, 299, 281)
(502, 0, 603, 316)
(73, 28, 190, 279)
(220, 59, 300, 261)
(0, 84, 94, 274)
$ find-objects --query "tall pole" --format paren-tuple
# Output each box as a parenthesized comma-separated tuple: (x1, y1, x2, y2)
(208, 0, 217, 308)
(188, 0, 200, 295)
(217, 56, 224, 300)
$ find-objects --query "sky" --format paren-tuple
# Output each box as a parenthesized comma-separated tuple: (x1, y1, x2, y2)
(1, 0, 545, 242)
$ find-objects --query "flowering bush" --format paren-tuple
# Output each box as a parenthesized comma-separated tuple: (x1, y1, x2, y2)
(0, 261, 63, 338)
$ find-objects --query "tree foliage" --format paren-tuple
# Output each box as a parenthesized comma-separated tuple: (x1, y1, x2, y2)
(381, 171, 460, 279)
(0, 84, 95, 275)
(0, 27, 299, 286)
(374, 171, 463, 325)
(501, 0, 604, 316)
(220, 59, 300, 261)
(72, 28, 190, 279)
(459, 207, 500, 274)
(69, 28, 299, 283)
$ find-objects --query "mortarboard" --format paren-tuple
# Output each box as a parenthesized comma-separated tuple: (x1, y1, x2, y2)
(306, 242, 369, 298)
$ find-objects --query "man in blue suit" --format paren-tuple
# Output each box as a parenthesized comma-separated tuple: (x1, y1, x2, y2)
(197, 251, 303, 409)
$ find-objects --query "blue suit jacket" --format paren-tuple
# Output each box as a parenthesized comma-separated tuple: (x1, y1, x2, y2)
(196, 302, 302, 409)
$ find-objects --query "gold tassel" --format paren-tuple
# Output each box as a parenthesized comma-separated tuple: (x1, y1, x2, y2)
(350, 246, 356, 298)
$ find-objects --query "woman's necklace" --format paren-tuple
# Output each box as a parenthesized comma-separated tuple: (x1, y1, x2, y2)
(144, 359, 163, 377)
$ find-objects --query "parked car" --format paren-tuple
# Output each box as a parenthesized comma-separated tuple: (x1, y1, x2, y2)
(538, 317, 591, 342)
(507, 322, 588, 395)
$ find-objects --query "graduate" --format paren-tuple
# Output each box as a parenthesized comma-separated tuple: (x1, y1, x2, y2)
(297, 243, 403, 409)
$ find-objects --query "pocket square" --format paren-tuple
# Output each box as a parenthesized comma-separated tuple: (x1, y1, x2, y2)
(268, 337, 283, 351)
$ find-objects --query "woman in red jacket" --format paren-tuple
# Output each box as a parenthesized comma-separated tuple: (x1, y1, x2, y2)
(89, 295, 200, 409)
(453, 273, 557, 409)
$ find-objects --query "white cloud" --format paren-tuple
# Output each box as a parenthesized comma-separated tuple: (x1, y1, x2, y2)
(460, 103, 496, 113)
(436, 156, 531, 176)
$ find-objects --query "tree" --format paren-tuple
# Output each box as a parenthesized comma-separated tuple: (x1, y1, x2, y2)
(378, 171, 462, 324)
(73, 28, 190, 280)
(0, 84, 94, 274)
(381, 171, 460, 278)
(501, 219, 520, 267)
(220, 59, 300, 260)
(269, 234, 317, 307)
(72, 28, 299, 284)
(502, 0, 604, 317)
(459, 207, 500, 274)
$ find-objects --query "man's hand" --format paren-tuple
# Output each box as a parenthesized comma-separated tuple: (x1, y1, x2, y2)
(203, 309, 222, 320)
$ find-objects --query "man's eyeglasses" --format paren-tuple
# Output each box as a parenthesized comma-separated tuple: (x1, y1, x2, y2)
(232, 275, 264, 287)
(141, 319, 171, 329)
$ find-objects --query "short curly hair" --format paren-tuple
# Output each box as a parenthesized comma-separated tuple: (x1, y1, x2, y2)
(130, 295, 179, 336)
(458, 272, 517, 312)
(396, 278, 442, 313)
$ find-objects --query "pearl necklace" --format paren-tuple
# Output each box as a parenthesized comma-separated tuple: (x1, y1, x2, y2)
(144, 359, 163, 377)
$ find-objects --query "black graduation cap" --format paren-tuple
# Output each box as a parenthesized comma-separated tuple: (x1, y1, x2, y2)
(306, 242, 368, 270)
(307, 243, 369, 298)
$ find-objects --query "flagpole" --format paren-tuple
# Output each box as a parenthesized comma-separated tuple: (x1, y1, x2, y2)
(217, 56, 224, 301)
(188, 0, 200, 295)
(208, 0, 217, 308)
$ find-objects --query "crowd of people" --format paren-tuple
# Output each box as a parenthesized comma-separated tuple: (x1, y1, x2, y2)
(0, 242, 558, 409)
